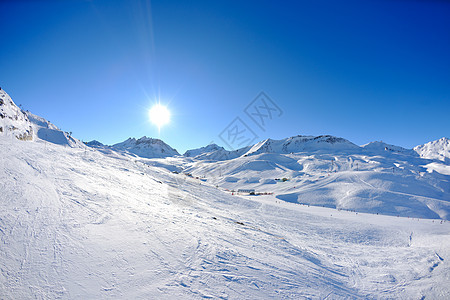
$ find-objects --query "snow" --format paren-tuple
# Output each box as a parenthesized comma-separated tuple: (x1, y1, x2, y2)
(110, 136, 180, 158)
(415, 137, 450, 162)
(1, 136, 450, 299)
(184, 143, 224, 157)
(424, 162, 450, 176)
(1, 88, 450, 298)
(362, 141, 416, 155)
(185, 144, 251, 161)
(26, 111, 85, 148)
(85, 140, 105, 148)
(244, 135, 359, 157)
(0, 89, 84, 147)
(0, 89, 33, 141)
(182, 142, 450, 220)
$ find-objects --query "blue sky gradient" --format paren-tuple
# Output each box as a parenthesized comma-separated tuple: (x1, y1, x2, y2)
(1, 0, 449, 153)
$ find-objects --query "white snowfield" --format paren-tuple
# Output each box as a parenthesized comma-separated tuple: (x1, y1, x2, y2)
(1, 136, 450, 299)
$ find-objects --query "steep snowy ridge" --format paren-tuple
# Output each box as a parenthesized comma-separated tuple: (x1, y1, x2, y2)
(414, 137, 450, 162)
(112, 136, 179, 158)
(0, 89, 33, 140)
(244, 135, 359, 156)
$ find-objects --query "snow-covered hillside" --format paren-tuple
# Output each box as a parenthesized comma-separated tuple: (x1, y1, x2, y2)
(244, 135, 359, 157)
(85, 137, 180, 159)
(184, 143, 224, 157)
(362, 141, 416, 155)
(183, 143, 251, 161)
(1, 136, 450, 299)
(0, 89, 33, 141)
(0, 88, 84, 147)
(415, 137, 450, 162)
(181, 136, 450, 220)
(112, 136, 180, 158)
(85, 139, 105, 148)
(26, 111, 85, 148)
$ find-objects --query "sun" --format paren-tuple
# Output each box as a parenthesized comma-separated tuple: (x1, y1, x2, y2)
(149, 103, 171, 131)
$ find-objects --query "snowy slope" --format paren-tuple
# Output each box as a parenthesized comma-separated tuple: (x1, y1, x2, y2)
(112, 136, 179, 158)
(414, 137, 450, 162)
(0, 89, 34, 141)
(1, 136, 450, 299)
(25, 111, 85, 148)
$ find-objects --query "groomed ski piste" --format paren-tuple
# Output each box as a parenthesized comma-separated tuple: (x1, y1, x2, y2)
(1, 88, 450, 299)
(1, 136, 450, 299)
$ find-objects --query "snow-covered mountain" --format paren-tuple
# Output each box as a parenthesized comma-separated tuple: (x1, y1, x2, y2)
(0, 88, 34, 141)
(414, 137, 450, 162)
(362, 141, 416, 155)
(184, 143, 224, 157)
(85, 140, 105, 148)
(244, 135, 359, 156)
(195, 146, 251, 161)
(112, 136, 179, 158)
(181, 135, 450, 220)
(84, 137, 180, 159)
(0, 88, 84, 147)
(183, 143, 251, 161)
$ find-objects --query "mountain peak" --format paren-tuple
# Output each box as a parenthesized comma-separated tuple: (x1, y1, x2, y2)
(362, 141, 414, 155)
(184, 143, 224, 157)
(244, 134, 359, 156)
(414, 137, 450, 162)
(112, 136, 179, 158)
(85, 140, 105, 148)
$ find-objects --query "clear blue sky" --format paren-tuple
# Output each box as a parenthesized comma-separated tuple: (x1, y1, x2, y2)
(1, 0, 449, 153)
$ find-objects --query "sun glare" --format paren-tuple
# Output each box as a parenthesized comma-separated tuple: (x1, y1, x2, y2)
(149, 103, 171, 131)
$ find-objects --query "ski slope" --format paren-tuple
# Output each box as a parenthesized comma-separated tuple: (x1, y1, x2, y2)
(1, 136, 450, 299)
(181, 143, 450, 220)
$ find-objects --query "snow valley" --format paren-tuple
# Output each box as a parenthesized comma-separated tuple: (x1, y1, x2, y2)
(1, 88, 450, 299)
